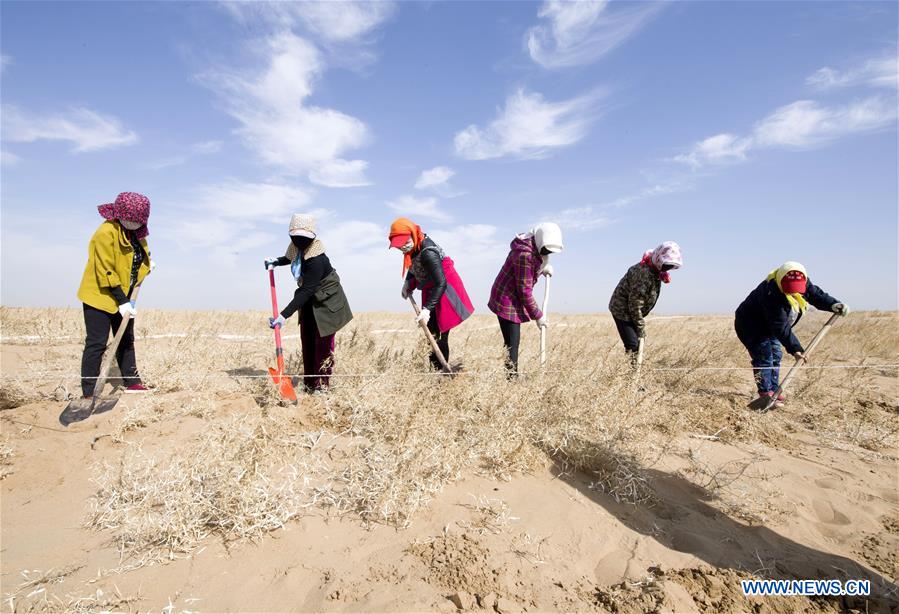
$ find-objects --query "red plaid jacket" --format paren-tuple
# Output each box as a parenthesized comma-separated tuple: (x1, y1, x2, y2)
(488, 236, 544, 323)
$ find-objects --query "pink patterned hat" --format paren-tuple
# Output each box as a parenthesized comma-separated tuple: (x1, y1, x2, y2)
(98, 192, 150, 238)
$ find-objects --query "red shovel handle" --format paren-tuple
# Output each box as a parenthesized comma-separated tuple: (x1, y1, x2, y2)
(269, 268, 285, 374)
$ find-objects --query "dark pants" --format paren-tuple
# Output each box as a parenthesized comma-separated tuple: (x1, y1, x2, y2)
(735, 320, 782, 394)
(80, 303, 140, 396)
(614, 317, 641, 352)
(613, 317, 642, 367)
(497, 316, 521, 375)
(427, 312, 450, 370)
(300, 308, 336, 392)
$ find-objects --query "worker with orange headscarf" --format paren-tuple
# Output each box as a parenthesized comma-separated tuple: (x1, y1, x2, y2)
(388, 217, 474, 370)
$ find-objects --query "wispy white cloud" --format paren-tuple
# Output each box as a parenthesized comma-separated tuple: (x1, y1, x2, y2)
(526, 0, 662, 69)
(1, 105, 138, 152)
(603, 181, 689, 208)
(146, 140, 224, 170)
(546, 206, 611, 232)
(676, 97, 897, 168)
(674, 133, 752, 168)
(222, 1, 395, 44)
(541, 180, 689, 232)
(201, 32, 370, 187)
(0, 54, 11, 73)
(190, 180, 315, 222)
(309, 159, 371, 188)
(386, 194, 449, 222)
(191, 140, 223, 155)
(292, 1, 396, 43)
(753, 98, 897, 149)
(807, 54, 898, 90)
(1, 150, 21, 166)
(454, 88, 602, 160)
(413, 165, 465, 197)
(415, 166, 455, 190)
(169, 180, 321, 267)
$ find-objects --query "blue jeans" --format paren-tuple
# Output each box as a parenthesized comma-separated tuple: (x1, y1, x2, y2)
(742, 338, 783, 393)
(735, 320, 782, 393)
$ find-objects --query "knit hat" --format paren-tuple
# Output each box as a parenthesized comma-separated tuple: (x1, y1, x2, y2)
(288, 213, 316, 238)
(98, 192, 150, 239)
(532, 222, 563, 253)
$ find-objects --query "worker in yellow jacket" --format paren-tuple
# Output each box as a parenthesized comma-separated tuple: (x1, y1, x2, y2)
(76, 192, 154, 398)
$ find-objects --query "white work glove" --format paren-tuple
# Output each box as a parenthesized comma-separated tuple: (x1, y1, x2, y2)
(264, 257, 279, 270)
(416, 307, 430, 325)
(149, 260, 157, 273)
(540, 264, 554, 278)
(401, 280, 411, 299)
(536, 315, 547, 329)
(118, 301, 137, 318)
(832, 303, 850, 316)
(269, 315, 285, 329)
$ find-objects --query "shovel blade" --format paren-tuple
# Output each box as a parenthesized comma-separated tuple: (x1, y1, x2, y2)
(59, 396, 119, 426)
(269, 367, 298, 402)
(746, 396, 776, 412)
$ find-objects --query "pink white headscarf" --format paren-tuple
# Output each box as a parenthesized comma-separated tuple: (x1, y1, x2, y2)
(98, 192, 150, 239)
(640, 241, 682, 283)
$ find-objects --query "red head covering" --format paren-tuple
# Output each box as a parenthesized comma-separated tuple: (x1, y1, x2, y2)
(98, 192, 151, 239)
(388, 217, 424, 277)
(780, 270, 807, 294)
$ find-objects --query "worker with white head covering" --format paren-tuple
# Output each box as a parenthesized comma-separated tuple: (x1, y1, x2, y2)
(488, 222, 563, 376)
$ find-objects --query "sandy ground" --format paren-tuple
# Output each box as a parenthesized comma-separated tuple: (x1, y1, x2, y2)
(1, 311, 897, 613)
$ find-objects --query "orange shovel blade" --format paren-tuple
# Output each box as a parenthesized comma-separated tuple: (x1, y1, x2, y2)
(268, 366, 298, 402)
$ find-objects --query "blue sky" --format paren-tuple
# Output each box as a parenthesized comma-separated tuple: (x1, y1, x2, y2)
(2, 1, 896, 315)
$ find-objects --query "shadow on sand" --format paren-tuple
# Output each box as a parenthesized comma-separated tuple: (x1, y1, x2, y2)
(543, 435, 898, 610)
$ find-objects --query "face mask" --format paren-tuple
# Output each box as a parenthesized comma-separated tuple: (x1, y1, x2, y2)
(291, 235, 314, 250)
(120, 220, 142, 230)
(399, 239, 414, 254)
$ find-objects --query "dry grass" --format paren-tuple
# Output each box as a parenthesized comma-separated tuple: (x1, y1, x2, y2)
(2, 308, 897, 566)
(0, 566, 143, 614)
(0, 438, 14, 480)
(89, 413, 332, 563)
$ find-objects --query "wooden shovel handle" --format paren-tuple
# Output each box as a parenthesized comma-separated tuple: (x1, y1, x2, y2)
(408, 296, 452, 372)
(91, 284, 142, 400)
(773, 312, 840, 399)
(540, 276, 551, 367)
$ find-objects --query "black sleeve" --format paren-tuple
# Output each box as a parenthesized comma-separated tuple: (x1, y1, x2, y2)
(111, 286, 128, 305)
(420, 249, 446, 311)
(274, 256, 290, 267)
(804, 280, 838, 312)
(280, 255, 327, 319)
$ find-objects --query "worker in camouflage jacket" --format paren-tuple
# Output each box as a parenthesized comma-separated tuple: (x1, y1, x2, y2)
(608, 242, 683, 362)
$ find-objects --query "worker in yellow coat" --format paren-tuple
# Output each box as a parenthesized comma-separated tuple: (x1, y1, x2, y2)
(76, 192, 154, 398)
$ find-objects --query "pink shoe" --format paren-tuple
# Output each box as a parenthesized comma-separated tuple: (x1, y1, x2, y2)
(774, 393, 786, 408)
(124, 384, 151, 394)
